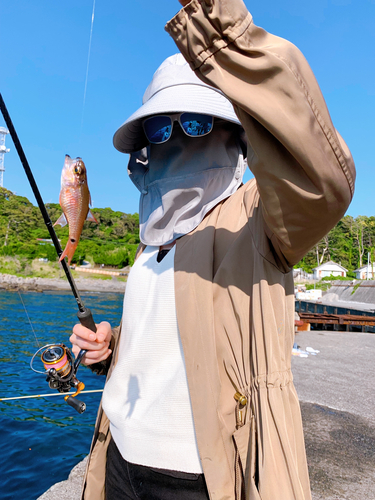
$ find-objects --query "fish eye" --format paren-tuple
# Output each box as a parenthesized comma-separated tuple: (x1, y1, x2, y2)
(74, 165, 82, 174)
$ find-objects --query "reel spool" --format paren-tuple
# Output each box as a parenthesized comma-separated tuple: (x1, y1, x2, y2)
(31, 344, 86, 414)
(42, 345, 71, 379)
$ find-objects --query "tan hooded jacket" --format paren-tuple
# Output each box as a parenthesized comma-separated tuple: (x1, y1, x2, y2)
(81, 1, 355, 499)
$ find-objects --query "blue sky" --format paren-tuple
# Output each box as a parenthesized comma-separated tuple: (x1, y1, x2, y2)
(0, 0, 374, 217)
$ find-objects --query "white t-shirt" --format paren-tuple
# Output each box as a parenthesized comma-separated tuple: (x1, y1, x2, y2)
(102, 245, 203, 473)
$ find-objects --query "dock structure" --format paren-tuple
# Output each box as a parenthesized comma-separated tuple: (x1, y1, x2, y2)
(296, 299, 375, 332)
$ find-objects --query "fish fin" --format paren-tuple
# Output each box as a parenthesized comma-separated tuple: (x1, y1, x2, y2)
(86, 210, 98, 224)
(59, 239, 79, 266)
(64, 155, 72, 169)
(54, 213, 68, 227)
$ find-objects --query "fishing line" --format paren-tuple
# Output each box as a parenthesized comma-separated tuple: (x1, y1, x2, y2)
(0, 389, 103, 402)
(17, 291, 40, 348)
(80, 0, 96, 140)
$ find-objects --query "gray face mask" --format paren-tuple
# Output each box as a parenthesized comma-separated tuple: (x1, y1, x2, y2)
(128, 120, 247, 246)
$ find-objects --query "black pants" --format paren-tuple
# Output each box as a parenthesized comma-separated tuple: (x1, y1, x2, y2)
(105, 438, 210, 500)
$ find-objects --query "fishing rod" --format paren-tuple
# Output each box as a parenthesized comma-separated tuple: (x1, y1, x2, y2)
(0, 93, 97, 414)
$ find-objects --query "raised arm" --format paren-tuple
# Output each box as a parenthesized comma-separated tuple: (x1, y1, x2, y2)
(167, 0, 355, 267)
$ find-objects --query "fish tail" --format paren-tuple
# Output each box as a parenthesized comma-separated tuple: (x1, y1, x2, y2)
(59, 239, 79, 266)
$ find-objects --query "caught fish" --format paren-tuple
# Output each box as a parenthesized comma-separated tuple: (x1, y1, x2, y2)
(54, 155, 97, 265)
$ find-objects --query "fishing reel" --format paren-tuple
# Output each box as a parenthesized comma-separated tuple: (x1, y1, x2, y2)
(31, 344, 87, 414)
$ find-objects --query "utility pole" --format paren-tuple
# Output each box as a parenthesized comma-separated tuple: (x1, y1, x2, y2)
(4, 221, 10, 246)
(4, 219, 22, 246)
(368, 251, 370, 280)
(0, 126, 10, 188)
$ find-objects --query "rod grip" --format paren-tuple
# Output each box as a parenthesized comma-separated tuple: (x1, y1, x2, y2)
(77, 307, 97, 333)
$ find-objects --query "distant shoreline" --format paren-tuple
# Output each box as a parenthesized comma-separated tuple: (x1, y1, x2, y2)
(0, 273, 126, 294)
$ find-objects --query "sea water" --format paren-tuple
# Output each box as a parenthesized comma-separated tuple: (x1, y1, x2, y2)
(0, 289, 124, 500)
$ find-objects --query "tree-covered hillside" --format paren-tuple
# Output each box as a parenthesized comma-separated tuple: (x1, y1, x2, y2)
(0, 187, 140, 267)
(1, 186, 374, 275)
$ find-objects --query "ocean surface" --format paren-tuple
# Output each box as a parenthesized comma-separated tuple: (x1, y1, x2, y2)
(0, 289, 124, 500)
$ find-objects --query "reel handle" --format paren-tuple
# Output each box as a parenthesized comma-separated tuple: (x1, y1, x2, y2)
(66, 395, 86, 414)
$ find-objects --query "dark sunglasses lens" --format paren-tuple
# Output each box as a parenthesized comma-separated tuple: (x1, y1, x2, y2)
(180, 113, 213, 137)
(144, 116, 172, 143)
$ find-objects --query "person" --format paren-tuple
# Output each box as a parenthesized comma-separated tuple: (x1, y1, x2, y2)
(70, 0, 355, 499)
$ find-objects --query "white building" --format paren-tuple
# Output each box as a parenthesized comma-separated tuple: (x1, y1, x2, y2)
(354, 265, 375, 280)
(313, 261, 348, 280)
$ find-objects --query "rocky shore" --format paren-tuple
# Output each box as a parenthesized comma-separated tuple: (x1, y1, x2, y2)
(0, 273, 126, 293)
(37, 458, 88, 500)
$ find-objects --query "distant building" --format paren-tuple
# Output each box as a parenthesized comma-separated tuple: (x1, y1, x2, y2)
(293, 268, 313, 281)
(313, 261, 348, 280)
(354, 265, 375, 280)
(295, 289, 322, 301)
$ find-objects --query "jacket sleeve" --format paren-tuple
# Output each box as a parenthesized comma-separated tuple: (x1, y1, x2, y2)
(165, 0, 356, 267)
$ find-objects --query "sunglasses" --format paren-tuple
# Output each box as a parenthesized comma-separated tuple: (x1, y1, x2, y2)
(143, 113, 214, 144)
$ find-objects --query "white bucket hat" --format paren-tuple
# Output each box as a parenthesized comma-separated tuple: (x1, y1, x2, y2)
(113, 53, 241, 153)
